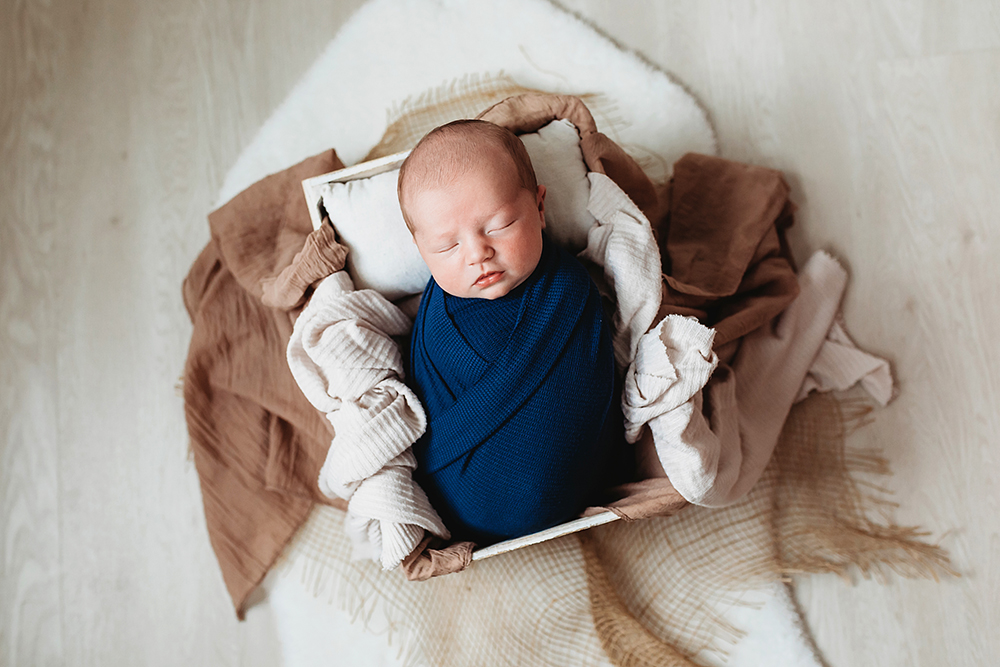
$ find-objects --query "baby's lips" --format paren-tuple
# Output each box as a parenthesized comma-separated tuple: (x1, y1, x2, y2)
(474, 270, 504, 287)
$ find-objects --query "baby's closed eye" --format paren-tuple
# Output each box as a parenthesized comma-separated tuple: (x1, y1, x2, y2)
(487, 219, 517, 235)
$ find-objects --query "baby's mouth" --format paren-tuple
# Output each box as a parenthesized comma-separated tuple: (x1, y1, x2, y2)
(474, 271, 504, 288)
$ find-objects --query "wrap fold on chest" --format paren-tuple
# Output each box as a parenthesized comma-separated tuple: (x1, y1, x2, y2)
(409, 239, 619, 543)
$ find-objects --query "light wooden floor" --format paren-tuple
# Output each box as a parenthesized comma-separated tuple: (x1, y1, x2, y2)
(2, 1, 997, 665)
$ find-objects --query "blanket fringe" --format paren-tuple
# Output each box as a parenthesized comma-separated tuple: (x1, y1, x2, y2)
(364, 71, 623, 164)
(774, 393, 958, 584)
(579, 531, 700, 667)
(276, 507, 429, 667)
(580, 392, 954, 667)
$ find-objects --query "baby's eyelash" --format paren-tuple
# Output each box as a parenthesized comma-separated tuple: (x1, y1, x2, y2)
(488, 220, 516, 234)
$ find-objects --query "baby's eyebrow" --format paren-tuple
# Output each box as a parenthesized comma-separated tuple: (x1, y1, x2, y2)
(475, 202, 515, 226)
(427, 227, 456, 241)
(422, 230, 458, 249)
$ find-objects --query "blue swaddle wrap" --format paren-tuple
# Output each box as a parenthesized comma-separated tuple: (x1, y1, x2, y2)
(409, 237, 620, 544)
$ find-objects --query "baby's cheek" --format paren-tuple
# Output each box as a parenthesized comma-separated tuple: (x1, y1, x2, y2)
(512, 235, 543, 272)
(431, 261, 470, 297)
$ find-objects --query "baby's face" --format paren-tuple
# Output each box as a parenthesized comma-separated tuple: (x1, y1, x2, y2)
(407, 158, 546, 300)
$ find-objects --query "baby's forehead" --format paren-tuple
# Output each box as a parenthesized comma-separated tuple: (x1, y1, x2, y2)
(407, 134, 515, 186)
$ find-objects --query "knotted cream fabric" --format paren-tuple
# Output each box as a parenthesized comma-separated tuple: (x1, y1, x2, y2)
(287, 271, 448, 568)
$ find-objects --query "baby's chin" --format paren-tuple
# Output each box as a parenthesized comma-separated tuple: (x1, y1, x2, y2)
(439, 285, 510, 300)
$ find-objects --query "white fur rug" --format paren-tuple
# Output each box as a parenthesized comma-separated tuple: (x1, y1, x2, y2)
(216, 0, 716, 205)
(223, 0, 824, 665)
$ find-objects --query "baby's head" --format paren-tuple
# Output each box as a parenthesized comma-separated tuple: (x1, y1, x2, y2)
(398, 119, 546, 299)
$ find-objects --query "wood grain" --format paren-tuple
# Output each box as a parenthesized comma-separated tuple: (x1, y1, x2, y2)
(1, 0, 366, 665)
(1, 1, 63, 665)
(1, 0, 997, 665)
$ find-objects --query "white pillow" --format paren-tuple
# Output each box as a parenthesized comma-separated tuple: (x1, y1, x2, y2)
(519, 119, 596, 250)
(321, 119, 595, 300)
(322, 171, 431, 300)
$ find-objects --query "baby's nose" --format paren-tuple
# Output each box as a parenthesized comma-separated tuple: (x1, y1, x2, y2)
(467, 238, 494, 263)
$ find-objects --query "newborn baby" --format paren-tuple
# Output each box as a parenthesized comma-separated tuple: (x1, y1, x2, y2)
(399, 119, 622, 545)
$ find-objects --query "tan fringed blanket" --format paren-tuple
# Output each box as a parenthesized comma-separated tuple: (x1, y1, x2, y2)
(183, 92, 951, 642)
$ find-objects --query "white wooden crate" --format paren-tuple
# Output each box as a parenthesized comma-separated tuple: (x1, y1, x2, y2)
(301, 158, 621, 562)
(301, 151, 411, 231)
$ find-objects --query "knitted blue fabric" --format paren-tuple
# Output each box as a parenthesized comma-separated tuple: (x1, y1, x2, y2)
(409, 237, 619, 544)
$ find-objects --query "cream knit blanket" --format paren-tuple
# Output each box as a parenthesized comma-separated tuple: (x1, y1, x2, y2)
(287, 272, 448, 568)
